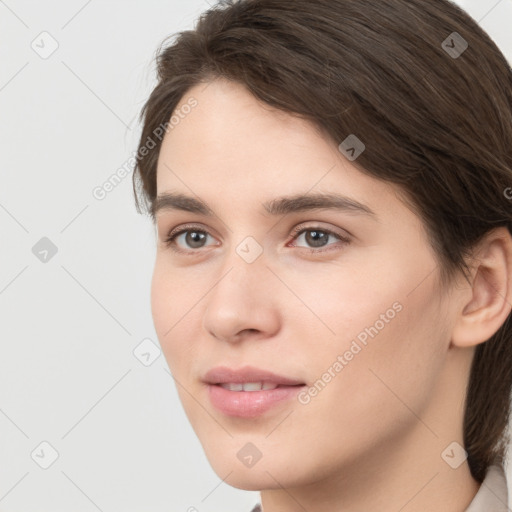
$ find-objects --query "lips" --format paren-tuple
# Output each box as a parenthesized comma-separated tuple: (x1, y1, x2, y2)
(203, 365, 307, 417)
(202, 365, 306, 387)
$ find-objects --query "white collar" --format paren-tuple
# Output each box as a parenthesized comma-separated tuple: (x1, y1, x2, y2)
(465, 463, 509, 511)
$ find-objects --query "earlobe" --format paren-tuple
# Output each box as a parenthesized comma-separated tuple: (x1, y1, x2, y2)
(451, 227, 512, 348)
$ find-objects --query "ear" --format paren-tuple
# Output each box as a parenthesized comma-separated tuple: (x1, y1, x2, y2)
(451, 227, 512, 348)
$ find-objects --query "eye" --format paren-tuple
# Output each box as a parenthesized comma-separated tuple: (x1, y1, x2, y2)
(164, 224, 217, 253)
(288, 225, 350, 253)
(162, 223, 351, 255)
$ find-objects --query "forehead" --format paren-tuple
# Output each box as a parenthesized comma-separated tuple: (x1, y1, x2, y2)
(155, 79, 408, 224)
(162, 79, 330, 159)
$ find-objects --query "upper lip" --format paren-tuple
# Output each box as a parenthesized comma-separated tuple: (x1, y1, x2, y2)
(203, 365, 306, 386)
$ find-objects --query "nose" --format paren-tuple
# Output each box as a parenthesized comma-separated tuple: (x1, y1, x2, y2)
(202, 246, 281, 344)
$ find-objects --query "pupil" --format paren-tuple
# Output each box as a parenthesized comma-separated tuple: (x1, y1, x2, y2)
(306, 230, 328, 247)
(187, 231, 206, 248)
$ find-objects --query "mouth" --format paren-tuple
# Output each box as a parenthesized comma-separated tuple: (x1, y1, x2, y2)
(213, 382, 305, 391)
(202, 366, 307, 417)
(206, 382, 307, 417)
(202, 364, 306, 388)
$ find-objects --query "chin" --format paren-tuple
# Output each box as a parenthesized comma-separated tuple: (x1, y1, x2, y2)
(224, 474, 269, 491)
(202, 445, 304, 491)
(220, 467, 285, 491)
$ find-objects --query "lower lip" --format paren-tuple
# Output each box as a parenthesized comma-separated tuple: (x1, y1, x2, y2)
(207, 384, 306, 418)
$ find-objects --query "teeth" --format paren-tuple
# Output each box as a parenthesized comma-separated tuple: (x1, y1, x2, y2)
(221, 383, 243, 391)
(219, 382, 279, 391)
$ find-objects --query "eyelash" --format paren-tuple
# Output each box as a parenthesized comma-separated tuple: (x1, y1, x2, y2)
(163, 223, 351, 255)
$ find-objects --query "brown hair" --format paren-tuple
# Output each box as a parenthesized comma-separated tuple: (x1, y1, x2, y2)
(132, 0, 512, 482)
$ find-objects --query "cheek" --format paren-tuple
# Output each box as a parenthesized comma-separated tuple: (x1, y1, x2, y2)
(150, 257, 197, 334)
(150, 259, 212, 379)
(150, 261, 189, 369)
(298, 274, 447, 455)
(286, 253, 447, 422)
(150, 262, 169, 340)
(274, 259, 404, 363)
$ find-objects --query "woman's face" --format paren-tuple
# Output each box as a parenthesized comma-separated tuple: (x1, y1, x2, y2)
(151, 78, 464, 490)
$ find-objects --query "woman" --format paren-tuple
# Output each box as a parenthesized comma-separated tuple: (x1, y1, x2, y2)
(132, 0, 512, 510)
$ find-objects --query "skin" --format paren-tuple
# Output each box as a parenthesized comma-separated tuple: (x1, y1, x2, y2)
(151, 77, 512, 512)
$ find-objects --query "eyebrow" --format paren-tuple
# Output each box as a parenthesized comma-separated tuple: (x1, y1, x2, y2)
(152, 191, 377, 219)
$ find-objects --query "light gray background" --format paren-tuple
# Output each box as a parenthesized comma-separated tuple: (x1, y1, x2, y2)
(1, 1, 511, 511)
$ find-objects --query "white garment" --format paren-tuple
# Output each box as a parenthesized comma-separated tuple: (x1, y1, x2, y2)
(465, 463, 509, 511)
(248, 463, 510, 511)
